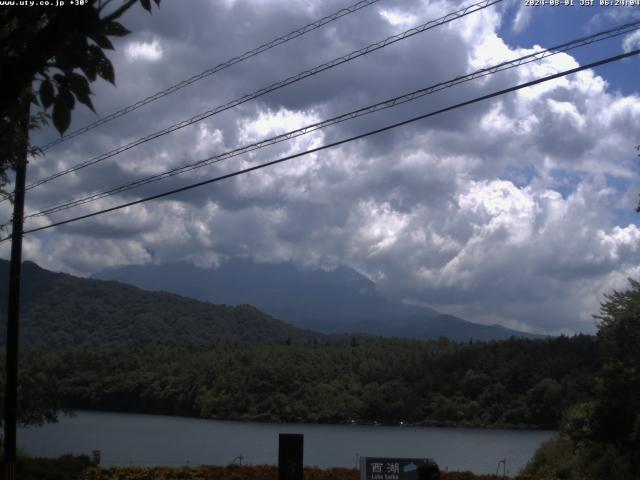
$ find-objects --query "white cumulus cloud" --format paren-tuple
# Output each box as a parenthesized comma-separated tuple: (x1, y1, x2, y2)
(125, 39, 164, 62)
(11, 0, 640, 335)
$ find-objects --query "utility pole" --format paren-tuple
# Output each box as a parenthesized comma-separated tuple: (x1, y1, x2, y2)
(3, 99, 29, 480)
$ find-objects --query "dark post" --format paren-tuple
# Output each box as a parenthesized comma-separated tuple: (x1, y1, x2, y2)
(3, 101, 29, 480)
(278, 433, 303, 480)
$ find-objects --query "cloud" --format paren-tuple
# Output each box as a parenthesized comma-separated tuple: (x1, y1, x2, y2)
(7, 0, 640, 335)
(125, 39, 164, 62)
(587, 6, 640, 32)
(403, 180, 640, 333)
(623, 30, 640, 53)
(511, 5, 532, 34)
(379, 8, 418, 27)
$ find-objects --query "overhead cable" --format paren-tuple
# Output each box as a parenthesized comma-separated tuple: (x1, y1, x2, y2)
(37, 0, 382, 152)
(23, 0, 503, 191)
(19, 20, 640, 222)
(2, 48, 635, 243)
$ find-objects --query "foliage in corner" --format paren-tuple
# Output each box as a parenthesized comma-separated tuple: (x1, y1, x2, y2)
(524, 279, 640, 480)
(0, 0, 161, 197)
(591, 279, 640, 465)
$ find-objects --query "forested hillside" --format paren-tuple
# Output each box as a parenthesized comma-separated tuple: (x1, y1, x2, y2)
(0, 260, 324, 349)
(0, 260, 535, 349)
(15, 335, 598, 429)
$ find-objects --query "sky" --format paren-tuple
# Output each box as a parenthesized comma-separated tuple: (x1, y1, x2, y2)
(1, 0, 640, 335)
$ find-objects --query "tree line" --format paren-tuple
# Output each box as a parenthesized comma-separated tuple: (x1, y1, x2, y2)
(4, 275, 639, 479)
(522, 280, 640, 479)
(3, 335, 599, 430)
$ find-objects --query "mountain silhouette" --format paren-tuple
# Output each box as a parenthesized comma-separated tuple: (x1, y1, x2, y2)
(0, 259, 326, 349)
(95, 259, 541, 341)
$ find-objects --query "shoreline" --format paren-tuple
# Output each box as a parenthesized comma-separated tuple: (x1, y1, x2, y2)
(12, 456, 532, 480)
(20, 410, 555, 475)
(60, 408, 559, 433)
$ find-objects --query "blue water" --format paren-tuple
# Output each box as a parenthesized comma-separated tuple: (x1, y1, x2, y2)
(19, 411, 555, 475)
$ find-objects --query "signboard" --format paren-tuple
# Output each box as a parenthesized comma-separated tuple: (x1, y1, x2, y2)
(278, 433, 303, 480)
(359, 457, 439, 480)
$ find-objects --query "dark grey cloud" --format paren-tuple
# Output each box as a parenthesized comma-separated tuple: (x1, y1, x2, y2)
(4, 0, 639, 335)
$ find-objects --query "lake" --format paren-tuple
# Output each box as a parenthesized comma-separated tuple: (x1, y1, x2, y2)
(18, 411, 555, 475)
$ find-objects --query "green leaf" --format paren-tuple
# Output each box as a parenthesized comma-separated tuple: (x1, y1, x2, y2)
(79, 48, 98, 82)
(60, 87, 75, 110)
(97, 56, 115, 85)
(53, 73, 65, 84)
(90, 33, 114, 50)
(52, 95, 71, 134)
(84, 45, 114, 84)
(68, 73, 95, 113)
(103, 21, 131, 37)
(79, 64, 97, 82)
(40, 79, 55, 109)
(140, 0, 151, 12)
(54, 41, 86, 69)
(75, 91, 95, 113)
(68, 72, 91, 96)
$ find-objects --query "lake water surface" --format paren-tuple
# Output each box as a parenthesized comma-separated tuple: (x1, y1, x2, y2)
(19, 411, 555, 475)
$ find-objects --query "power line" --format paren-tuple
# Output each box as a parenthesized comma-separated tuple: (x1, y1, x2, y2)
(37, 0, 382, 152)
(17, 20, 640, 223)
(27, 0, 502, 189)
(3, 48, 636, 243)
(23, 0, 503, 192)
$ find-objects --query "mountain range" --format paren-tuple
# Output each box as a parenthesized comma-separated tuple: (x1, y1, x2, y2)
(0, 260, 324, 350)
(95, 258, 541, 341)
(0, 258, 540, 349)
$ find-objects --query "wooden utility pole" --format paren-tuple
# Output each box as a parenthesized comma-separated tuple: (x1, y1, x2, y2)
(3, 100, 29, 480)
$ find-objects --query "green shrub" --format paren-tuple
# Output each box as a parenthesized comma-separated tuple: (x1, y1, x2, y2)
(0, 454, 94, 480)
(521, 436, 577, 479)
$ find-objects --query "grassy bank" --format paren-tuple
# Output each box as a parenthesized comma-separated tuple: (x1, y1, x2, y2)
(0, 454, 94, 480)
(82, 465, 561, 480)
(7, 456, 562, 480)
(81, 466, 534, 479)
